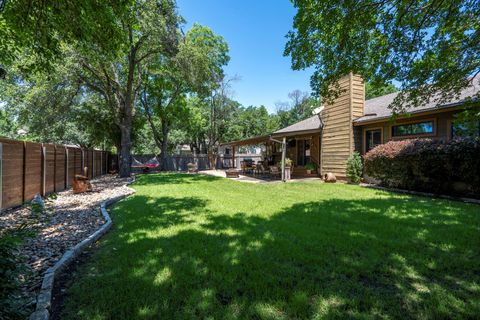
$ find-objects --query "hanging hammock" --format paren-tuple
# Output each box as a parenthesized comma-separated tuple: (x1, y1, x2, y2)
(144, 156, 160, 168)
(131, 156, 160, 169)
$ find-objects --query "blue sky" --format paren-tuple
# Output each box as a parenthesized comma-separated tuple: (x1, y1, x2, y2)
(176, 0, 313, 112)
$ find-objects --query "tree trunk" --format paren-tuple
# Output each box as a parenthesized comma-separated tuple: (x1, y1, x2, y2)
(160, 119, 169, 171)
(118, 124, 132, 177)
(118, 42, 137, 178)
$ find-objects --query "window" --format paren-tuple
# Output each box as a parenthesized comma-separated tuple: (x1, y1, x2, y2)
(392, 120, 433, 137)
(451, 121, 480, 139)
(365, 129, 382, 152)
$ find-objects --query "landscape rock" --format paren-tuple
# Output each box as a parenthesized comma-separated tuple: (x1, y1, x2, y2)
(0, 174, 134, 310)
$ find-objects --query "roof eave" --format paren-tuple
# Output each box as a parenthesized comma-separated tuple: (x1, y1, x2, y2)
(353, 102, 472, 126)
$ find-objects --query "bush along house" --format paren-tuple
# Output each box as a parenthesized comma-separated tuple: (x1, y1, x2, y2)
(224, 73, 479, 180)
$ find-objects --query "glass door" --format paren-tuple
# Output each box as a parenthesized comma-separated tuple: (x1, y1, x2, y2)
(296, 139, 311, 166)
(297, 140, 304, 166)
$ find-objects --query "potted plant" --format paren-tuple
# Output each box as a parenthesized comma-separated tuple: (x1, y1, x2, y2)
(285, 158, 293, 168)
(284, 158, 293, 180)
(305, 162, 317, 174)
(187, 162, 197, 173)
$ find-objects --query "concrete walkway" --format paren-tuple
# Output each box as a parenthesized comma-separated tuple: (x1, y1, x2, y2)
(199, 170, 267, 183)
(199, 170, 322, 184)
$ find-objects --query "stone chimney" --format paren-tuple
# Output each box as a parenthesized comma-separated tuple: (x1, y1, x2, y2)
(320, 73, 365, 179)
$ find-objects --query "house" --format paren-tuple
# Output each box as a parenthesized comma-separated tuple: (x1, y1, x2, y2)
(224, 73, 479, 179)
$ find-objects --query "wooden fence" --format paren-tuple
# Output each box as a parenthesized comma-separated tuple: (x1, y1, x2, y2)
(0, 138, 117, 211)
(133, 154, 263, 172)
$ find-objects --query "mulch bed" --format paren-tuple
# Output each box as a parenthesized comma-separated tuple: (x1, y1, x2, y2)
(0, 174, 133, 312)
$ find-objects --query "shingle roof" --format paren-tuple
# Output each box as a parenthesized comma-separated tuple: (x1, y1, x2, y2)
(273, 115, 323, 135)
(354, 78, 480, 123)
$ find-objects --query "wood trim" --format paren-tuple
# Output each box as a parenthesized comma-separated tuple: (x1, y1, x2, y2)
(362, 127, 384, 154)
(349, 72, 354, 154)
(446, 119, 453, 141)
(353, 105, 465, 126)
(22, 141, 26, 202)
(0, 143, 2, 211)
(389, 117, 437, 140)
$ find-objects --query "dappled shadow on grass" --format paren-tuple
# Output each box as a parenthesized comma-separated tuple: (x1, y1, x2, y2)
(63, 191, 480, 319)
(132, 172, 222, 186)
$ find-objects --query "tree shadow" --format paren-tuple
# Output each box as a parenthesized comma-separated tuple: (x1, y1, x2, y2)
(132, 173, 222, 186)
(62, 192, 480, 319)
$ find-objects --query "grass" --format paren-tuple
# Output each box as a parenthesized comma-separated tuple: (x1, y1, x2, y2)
(62, 173, 480, 319)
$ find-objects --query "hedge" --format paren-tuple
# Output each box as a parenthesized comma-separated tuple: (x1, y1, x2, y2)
(364, 137, 480, 198)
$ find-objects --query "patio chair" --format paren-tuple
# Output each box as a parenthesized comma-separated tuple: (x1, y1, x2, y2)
(256, 163, 267, 176)
(240, 161, 246, 173)
(269, 166, 281, 180)
(243, 159, 254, 174)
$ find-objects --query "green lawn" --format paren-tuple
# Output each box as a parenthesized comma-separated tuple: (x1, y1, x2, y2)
(62, 173, 480, 319)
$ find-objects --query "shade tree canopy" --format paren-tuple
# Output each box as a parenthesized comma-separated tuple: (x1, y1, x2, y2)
(285, 0, 480, 118)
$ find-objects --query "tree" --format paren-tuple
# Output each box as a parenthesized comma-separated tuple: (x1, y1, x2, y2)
(365, 82, 398, 100)
(0, 0, 127, 73)
(285, 0, 480, 119)
(0, 58, 123, 149)
(182, 78, 239, 158)
(228, 105, 277, 140)
(72, 0, 181, 177)
(274, 90, 317, 128)
(140, 24, 229, 170)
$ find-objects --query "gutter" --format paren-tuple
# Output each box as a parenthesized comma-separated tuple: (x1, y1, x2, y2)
(352, 102, 475, 126)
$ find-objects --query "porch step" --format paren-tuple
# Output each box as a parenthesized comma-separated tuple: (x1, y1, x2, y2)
(291, 167, 319, 178)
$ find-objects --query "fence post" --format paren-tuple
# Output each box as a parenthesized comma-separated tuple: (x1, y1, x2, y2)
(41, 144, 46, 196)
(100, 151, 103, 175)
(22, 141, 26, 203)
(65, 147, 69, 189)
(53, 145, 57, 192)
(0, 142, 3, 211)
(92, 150, 95, 178)
(81, 149, 85, 173)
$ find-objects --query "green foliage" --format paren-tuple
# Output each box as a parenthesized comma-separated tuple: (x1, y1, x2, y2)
(365, 82, 398, 100)
(0, 0, 127, 72)
(140, 23, 230, 164)
(0, 107, 18, 138)
(285, 157, 293, 167)
(0, 59, 122, 149)
(305, 162, 317, 171)
(227, 105, 277, 140)
(453, 107, 480, 137)
(364, 138, 480, 196)
(274, 90, 317, 128)
(346, 152, 363, 184)
(0, 226, 30, 320)
(285, 0, 480, 118)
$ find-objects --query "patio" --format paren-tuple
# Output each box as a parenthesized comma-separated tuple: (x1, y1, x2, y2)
(221, 115, 324, 182)
(200, 169, 322, 183)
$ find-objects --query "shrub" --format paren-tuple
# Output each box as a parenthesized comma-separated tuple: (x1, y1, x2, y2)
(305, 162, 317, 171)
(364, 137, 480, 197)
(346, 152, 363, 183)
(0, 226, 30, 320)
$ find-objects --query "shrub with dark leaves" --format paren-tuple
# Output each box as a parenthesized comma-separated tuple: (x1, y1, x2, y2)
(0, 226, 31, 320)
(364, 137, 480, 197)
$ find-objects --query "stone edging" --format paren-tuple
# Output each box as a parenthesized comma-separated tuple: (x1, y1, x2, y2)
(362, 183, 480, 205)
(29, 176, 137, 320)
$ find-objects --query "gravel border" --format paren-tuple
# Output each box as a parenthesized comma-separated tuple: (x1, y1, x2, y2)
(361, 183, 480, 205)
(28, 176, 136, 320)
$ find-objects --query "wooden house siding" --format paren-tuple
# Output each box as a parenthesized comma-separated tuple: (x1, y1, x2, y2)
(321, 73, 364, 179)
(356, 110, 461, 154)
